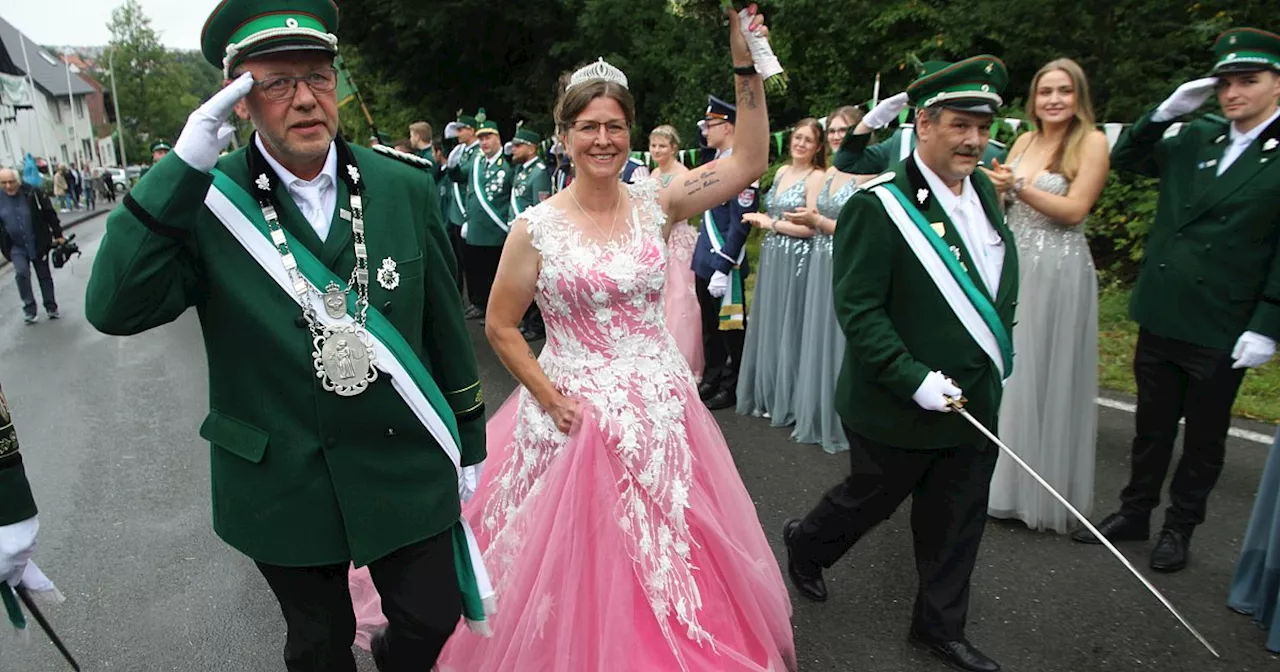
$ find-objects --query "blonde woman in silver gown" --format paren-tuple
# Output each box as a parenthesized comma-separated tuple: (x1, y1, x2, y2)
(985, 59, 1110, 533)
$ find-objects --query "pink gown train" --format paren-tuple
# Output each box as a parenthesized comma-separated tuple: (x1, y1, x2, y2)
(664, 221, 705, 380)
(351, 179, 795, 671)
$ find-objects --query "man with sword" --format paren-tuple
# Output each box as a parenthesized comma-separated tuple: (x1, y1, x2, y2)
(780, 55, 1017, 672)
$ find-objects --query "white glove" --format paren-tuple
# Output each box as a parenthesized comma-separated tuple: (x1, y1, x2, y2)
(707, 271, 730, 298)
(445, 121, 461, 140)
(0, 517, 39, 587)
(447, 143, 466, 170)
(1153, 77, 1219, 122)
(460, 462, 485, 503)
(912, 371, 962, 413)
(503, 142, 514, 157)
(1232, 331, 1276, 369)
(173, 72, 254, 173)
(461, 223, 469, 240)
(863, 92, 910, 130)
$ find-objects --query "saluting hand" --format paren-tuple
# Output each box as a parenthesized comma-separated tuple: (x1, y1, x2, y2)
(174, 72, 255, 173)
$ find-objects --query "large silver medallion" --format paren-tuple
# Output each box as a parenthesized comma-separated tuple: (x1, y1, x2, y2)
(322, 282, 348, 319)
(314, 325, 378, 396)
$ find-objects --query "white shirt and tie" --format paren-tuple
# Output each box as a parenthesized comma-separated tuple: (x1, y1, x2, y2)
(255, 135, 338, 241)
(913, 150, 1004, 295)
(1218, 107, 1280, 175)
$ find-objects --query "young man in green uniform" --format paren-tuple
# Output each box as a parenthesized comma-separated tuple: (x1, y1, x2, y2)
(509, 125, 551, 341)
(783, 56, 1017, 672)
(1074, 28, 1280, 574)
(453, 118, 512, 319)
(444, 111, 481, 316)
(85, 2, 488, 669)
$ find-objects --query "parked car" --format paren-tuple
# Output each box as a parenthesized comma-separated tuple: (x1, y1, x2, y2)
(106, 167, 128, 194)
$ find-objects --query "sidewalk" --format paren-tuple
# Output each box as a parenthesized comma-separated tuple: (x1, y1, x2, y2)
(0, 203, 111, 270)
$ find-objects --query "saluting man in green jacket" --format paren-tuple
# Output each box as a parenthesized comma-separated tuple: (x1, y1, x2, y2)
(784, 56, 1017, 672)
(443, 112, 481, 313)
(453, 117, 513, 317)
(84, 1, 489, 669)
(1074, 28, 1280, 575)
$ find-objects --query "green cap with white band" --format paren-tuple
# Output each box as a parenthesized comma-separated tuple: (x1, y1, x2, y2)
(1211, 28, 1280, 75)
(906, 55, 1009, 116)
(201, 0, 340, 77)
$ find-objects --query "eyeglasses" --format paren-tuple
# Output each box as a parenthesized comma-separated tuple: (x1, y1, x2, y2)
(826, 126, 849, 136)
(255, 68, 339, 102)
(570, 120, 630, 138)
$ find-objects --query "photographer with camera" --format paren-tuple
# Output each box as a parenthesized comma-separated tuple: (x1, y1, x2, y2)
(0, 168, 64, 325)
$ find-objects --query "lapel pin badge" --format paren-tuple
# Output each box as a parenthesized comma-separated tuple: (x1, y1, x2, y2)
(917, 188, 929, 204)
(377, 258, 400, 291)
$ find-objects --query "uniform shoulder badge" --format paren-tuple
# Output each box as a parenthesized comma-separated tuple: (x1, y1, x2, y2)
(372, 144, 432, 171)
(855, 171, 896, 192)
(737, 188, 756, 208)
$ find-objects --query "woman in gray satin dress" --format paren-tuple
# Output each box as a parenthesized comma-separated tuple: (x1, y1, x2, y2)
(736, 119, 827, 425)
(984, 59, 1111, 533)
(785, 107, 865, 453)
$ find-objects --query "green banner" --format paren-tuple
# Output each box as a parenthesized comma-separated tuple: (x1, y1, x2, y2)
(335, 55, 360, 109)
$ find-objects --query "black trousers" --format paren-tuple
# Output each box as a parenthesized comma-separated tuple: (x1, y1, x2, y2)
(463, 243, 503, 312)
(792, 429, 999, 642)
(255, 530, 461, 672)
(447, 224, 466, 298)
(1118, 329, 1247, 535)
(695, 274, 745, 392)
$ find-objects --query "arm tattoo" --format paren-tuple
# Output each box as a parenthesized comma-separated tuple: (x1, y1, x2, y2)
(738, 78, 759, 110)
(682, 170, 721, 197)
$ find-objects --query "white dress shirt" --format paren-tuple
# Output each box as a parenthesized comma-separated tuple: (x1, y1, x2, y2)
(914, 151, 1004, 296)
(255, 135, 338, 242)
(1219, 107, 1280, 176)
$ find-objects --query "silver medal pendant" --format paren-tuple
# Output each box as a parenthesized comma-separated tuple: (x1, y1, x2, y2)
(323, 282, 348, 319)
(314, 325, 379, 396)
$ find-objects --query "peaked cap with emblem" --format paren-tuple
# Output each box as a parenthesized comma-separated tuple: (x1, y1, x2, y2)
(475, 110, 500, 137)
(151, 140, 172, 153)
(704, 95, 737, 124)
(456, 108, 480, 129)
(907, 55, 1008, 115)
(512, 126, 541, 145)
(201, 0, 340, 77)
(1211, 27, 1280, 75)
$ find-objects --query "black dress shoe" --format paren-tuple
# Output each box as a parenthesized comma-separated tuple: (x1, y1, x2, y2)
(697, 381, 718, 401)
(703, 389, 735, 411)
(1071, 512, 1149, 544)
(1150, 528, 1189, 573)
(782, 518, 828, 602)
(464, 305, 484, 320)
(909, 632, 1001, 672)
(370, 627, 391, 671)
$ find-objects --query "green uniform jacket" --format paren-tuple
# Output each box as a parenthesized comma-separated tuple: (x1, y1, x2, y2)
(510, 158, 552, 219)
(444, 142, 480, 228)
(834, 126, 1007, 175)
(0, 385, 37, 526)
(459, 152, 514, 248)
(1114, 109, 1280, 350)
(833, 156, 1018, 448)
(85, 139, 486, 568)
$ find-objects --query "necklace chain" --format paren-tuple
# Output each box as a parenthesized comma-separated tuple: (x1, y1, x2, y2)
(568, 183, 623, 242)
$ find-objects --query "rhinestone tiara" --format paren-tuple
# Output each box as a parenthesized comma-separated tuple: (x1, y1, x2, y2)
(567, 57, 629, 91)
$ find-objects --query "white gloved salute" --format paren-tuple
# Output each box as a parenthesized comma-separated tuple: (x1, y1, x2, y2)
(707, 271, 730, 298)
(862, 92, 910, 130)
(1152, 77, 1219, 122)
(174, 71, 255, 173)
(1232, 331, 1276, 369)
(445, 121, 461, 140)
(912, 371, 962, 413)
(0, 516, 38, 587)
(447, 143, 466, 170)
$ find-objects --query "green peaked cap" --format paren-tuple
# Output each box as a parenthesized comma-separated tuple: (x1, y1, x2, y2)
(1211, 27, 1280, 75)
(201, 0, 339, 76)
(907, 55, 1008, 115)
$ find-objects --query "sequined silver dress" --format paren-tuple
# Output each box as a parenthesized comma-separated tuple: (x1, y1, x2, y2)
(790, 173, 857, 453)
(736, 175, 812, 425)
(988, 167, 1098, 533)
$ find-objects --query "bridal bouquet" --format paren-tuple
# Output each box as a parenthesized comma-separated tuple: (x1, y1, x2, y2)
(667, 0, 788, 95)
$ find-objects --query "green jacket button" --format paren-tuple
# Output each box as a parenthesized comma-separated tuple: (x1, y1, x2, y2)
(382, 301, 393, 315)
(1159, 263, 1167, 270)
(1196, 277, 1204, 284)
(1204, 244, 1212, 251)
(1175, 232, 1184, 239)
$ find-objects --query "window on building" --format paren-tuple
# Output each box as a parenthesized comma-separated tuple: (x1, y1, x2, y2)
(50, 99, 62, 124)
(39, 51, 59, 67)
(75, 97, 84, 119)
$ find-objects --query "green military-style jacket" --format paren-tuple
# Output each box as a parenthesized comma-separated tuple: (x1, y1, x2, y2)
(444, 141, 480, 228)
(85, 138, 486, 568)
(1114, 109, 1280, 350)
(834, 126, 1007, 175)
(0, 385, 37, 527)
(833, 155, 1018, 448)
(458, 151, 514, 248)
(510, 157, 552, 219)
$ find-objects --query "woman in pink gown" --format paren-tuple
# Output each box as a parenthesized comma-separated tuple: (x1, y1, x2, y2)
(417, 9, 795, 671)
(651, 124, 704, 380)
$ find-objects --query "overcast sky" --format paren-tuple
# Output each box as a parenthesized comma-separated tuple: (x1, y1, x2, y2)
(5, 0, 222, 51)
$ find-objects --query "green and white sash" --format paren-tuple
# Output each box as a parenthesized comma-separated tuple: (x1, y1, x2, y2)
(870, 183, 1013, 380)
(452, 145, 474, 218)
(471, 155, 509, 233)
(703, 210, 745, 330)
(203, 171, 496, 633)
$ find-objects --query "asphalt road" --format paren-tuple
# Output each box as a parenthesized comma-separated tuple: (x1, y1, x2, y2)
(2, 211, 1278, 671)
